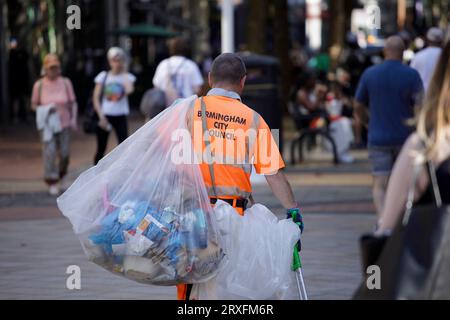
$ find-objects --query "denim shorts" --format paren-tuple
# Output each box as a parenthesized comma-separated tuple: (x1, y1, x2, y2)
(368, 146, 403, 176)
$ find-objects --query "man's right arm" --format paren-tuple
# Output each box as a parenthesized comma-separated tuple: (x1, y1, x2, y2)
(265, 170, 305, 238)
(354, 100, 369, 129)
(254, 117, 304, 238)
(265, 170, 297, 210)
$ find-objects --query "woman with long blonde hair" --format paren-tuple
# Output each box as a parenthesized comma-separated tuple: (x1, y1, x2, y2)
(376, 35, 450, 233)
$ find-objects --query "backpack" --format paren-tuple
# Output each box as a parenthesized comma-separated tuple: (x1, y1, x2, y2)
(164, 58, 187, 106)
(139, 88, 166, 121)
(140, 58, 187, 121)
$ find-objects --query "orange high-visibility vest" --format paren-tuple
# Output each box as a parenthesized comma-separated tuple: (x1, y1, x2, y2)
(190, 95, 285, 196)
(177, 93, 285, 300)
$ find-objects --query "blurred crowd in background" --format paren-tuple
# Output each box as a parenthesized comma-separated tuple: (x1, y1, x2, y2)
(3, 1, 449, 197)
(2, 0, 449, 125)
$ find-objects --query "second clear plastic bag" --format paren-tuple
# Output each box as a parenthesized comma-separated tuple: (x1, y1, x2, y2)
(57, 96, 224, 286)
(191, 200, 300, 300)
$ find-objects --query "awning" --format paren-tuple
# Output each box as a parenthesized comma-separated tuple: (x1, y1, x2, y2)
(112, 24, 180, 38)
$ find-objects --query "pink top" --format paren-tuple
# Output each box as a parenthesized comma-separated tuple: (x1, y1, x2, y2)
(31, 77, 76, 129)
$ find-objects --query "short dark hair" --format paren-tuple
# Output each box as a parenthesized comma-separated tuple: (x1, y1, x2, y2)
(168, 37, 188, 57)
(210, 53, 246, 85)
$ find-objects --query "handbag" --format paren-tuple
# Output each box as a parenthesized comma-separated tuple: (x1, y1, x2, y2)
(358, 233, 388, 272)
(83, 72, 108, 134)
(354, 160, 450, 299)
(82, 103, 99, 134)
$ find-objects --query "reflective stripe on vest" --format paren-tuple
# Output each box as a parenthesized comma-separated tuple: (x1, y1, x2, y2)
(205, 185, 252, 199)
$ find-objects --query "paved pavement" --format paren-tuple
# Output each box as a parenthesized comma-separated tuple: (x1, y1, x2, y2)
(0, 116, 376, 300)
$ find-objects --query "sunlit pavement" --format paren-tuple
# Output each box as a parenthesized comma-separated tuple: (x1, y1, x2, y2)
(0, 116, 376, 300)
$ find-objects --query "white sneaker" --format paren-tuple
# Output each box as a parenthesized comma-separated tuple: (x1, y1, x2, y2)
(338, 152, 354, 164)
(48, 185, 60, 196)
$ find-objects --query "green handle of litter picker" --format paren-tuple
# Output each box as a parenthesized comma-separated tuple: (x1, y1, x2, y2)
(291, 210, 303, 271)
(292, 243, 303, 271)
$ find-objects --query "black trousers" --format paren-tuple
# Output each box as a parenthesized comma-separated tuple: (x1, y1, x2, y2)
(94, 115, 128, 165)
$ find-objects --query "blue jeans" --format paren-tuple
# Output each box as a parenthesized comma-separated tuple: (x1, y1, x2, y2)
(368, 145, 403, 176)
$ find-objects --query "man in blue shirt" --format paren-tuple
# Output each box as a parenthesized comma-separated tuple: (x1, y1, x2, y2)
(355, 35, 424, 217)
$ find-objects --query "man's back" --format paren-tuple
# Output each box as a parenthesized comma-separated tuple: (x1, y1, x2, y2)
(190, 91, 284, 201)
(355, 60, 423, 147)
(152, 56, 204, 98)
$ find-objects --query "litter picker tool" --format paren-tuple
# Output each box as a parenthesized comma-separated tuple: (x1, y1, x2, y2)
(291, 210, 308, 300)
(292, 243, 308, 300)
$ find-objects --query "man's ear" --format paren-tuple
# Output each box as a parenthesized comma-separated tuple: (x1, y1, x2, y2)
(240, 75, 247, 89)
(208, 72, 213, 88)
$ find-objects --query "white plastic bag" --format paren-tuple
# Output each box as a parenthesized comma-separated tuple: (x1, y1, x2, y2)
(57, 96, 224, 286)
(191, 200, 300, 300)
(324, 117, 354, 155)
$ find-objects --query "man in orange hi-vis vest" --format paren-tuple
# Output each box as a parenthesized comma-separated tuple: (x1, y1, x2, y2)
(177, 53, 304, 300)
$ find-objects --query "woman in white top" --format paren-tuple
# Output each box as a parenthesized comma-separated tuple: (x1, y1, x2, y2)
(93, 47, 136, 164)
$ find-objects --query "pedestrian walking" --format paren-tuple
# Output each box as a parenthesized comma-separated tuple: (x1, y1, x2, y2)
(356, 37, 450, 299)
(177, 53, 304, 300)
(410, 27, 444, 92)
(93, 47, 136, 165)
(140, 38, 204, 122)
(354, 36, 424, 217)
(31, 53, 78, 196)
(9, 38, 31, 124)
(152, 37, 204, 105)
(376, 36, 450, 235)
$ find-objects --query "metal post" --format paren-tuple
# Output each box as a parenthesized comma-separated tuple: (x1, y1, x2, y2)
(221, 0, 234, 53)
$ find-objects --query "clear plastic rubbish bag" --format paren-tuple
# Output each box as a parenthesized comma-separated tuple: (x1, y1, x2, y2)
(191, 200, 301, 300)
(57, 96, 224, 286)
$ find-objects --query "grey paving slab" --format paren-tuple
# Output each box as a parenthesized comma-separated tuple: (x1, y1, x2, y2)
(0, 209, 375, 300)
(0, 218, 175, 300)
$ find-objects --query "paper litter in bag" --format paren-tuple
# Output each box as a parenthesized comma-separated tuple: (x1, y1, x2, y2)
(190, 200, 301, 300)
(57, 96, 224, 285)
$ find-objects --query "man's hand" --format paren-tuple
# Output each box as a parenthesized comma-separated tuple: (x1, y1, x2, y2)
(354, 100, 369, 129)
(264, 170, 303, 249)
(287, 207, 304, 251)
(287, 207, 304, 233)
